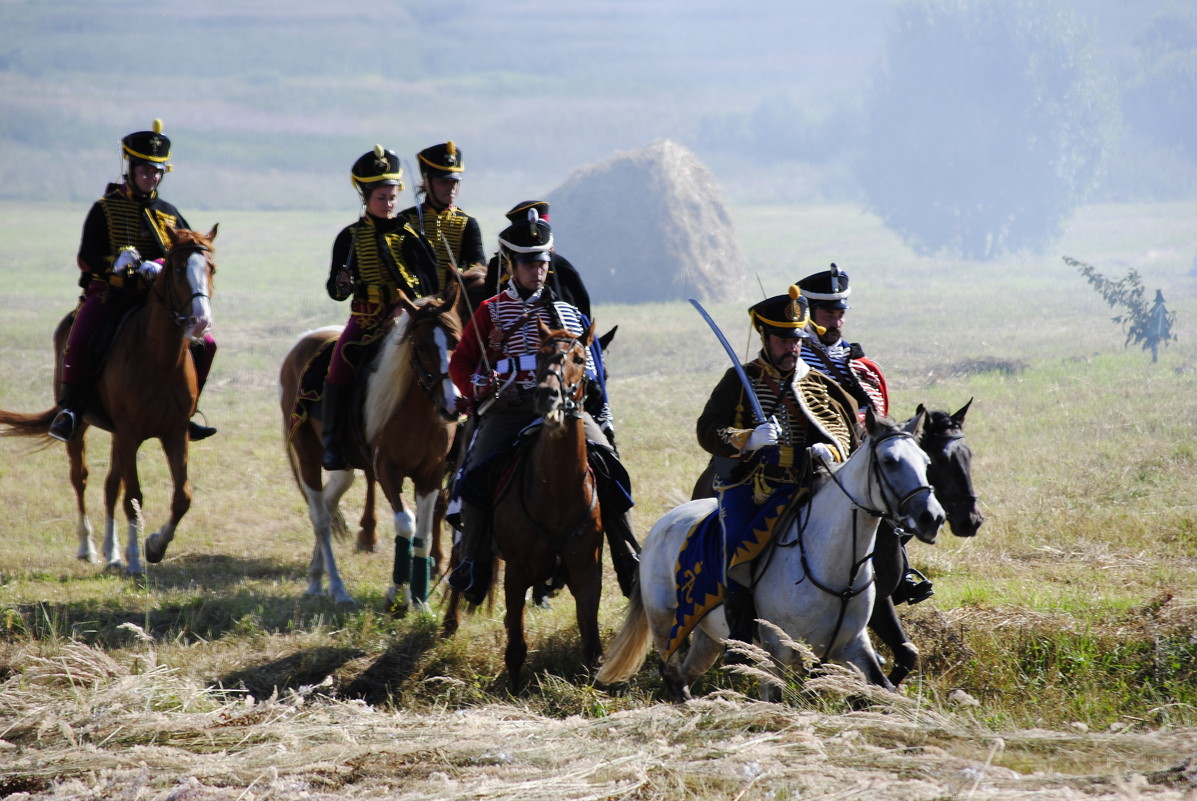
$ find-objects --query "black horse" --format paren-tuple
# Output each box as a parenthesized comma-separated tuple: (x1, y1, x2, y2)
(689, 400, 982, 687)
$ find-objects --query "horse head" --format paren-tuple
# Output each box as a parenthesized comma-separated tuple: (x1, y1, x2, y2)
(162, 224, 218, 342)
(533, 319, 594, 426)
(915, 398, 983, 538)
(392, 284, 463, 422)
(864, 407, 945, 544)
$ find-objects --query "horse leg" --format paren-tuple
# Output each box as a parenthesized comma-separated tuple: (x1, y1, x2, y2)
(440, 587, 462, 638)
(870, 597, 918, 687)
(305, 481, 353, 606)
(322, 465, 355, 542)
(503, 572, 530, 693)
(66, 432, 97, 563)
(677, 629, 723, 699)
(837, 630, 896, 692)
(385, 506, 416, 617)
(100, 444, 124, 572)
(356, 473, 377, 553)
(429, 486, 448, 576)
(408, 487, 439, 610)
(112, 436, 146, 576)
(144, 433, 191, 566)
(563, 543, 604, 676)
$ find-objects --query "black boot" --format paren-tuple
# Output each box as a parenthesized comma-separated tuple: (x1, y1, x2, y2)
(188, 419, 217, 441)
(187, 342, 218, 440)
(320, 382, 347, 471)
(448, 501, 493, 606)
(49, 382, 83, 442)
(603, 511, 641, 597)
(722, 581, 757, 665)
(894, 567, 934, 605)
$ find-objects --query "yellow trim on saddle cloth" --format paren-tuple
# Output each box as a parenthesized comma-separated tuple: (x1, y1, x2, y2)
(729, 492, 796, 571)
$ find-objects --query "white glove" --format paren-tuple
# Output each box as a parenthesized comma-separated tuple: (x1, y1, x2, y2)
(809, 442, 835, 463)
(742, 417, 780, 452)
(113, 248, 141, 273)
(137, 259, 162, 279)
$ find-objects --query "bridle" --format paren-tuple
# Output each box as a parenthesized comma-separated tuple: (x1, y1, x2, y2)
(535, 334, 588, 418)
(786, 428, 934, 660)
(154, 241, 213, 330)
(406, 309, 458, 408)
(922, 429, 979, 518)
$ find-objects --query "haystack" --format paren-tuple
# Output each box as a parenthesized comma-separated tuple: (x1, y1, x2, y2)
(544, 140, 747, 305)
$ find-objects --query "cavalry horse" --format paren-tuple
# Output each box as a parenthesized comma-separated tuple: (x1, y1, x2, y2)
(686, 399, 982, 687)
(0, 225, 219, 573)
(489, 320, 605, 691)
(870, 399, 982, 685)
(279, 285, 462, 609)
(597, 410, 945, 700)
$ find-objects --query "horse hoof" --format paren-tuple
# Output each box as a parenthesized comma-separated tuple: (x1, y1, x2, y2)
(102, 561, 124, 574)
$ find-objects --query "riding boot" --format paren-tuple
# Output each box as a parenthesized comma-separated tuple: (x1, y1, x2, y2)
(187, 341, 218, 441)
(49, 382, 84, 442)
(320, 381, 348, 471)
(448, 501, 492, 606)
(722, 580, 758, 665)
(894, 566, 934, 605)
(602, 510, 641, 597)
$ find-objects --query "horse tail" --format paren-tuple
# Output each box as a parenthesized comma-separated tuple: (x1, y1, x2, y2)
(595, 579, 650, 685)
(0, 407, 57, 443)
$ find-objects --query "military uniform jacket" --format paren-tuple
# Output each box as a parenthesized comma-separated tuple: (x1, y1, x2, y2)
(801, 338, 889, 421)
(327, 214, 439, 327)
(77, 183, 188, 289)
(697, 356, 859, 481)
(484, 251, 592, 319)
(397, 203, 485, 291)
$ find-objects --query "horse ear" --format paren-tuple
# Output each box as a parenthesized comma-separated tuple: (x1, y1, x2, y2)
(915, 403, 926, 416)
(206, 223, 219, 242)
(583, 319, 596, 347)
(903, 407, 927, 438)
(952, 398, 974, 427)
(165, 225, 180, 246)
(537, 318, 554, 341)
(598, 325, 618, 352)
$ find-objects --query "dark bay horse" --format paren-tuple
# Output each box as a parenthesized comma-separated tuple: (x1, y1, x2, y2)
(0, 225, 218, 573)
(688, 398, 982, 687)
(279, 286, 462, 609)
(490, 321, 605, 691)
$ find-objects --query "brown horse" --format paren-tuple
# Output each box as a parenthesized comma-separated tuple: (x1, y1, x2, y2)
(279, 286, 462, 608)
(489, 320, 605, 690)
(0, 225, 218, 573)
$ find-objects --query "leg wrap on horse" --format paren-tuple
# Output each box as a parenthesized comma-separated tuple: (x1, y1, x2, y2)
(392, 533, 412, 586)
(410, 536, 430, 606)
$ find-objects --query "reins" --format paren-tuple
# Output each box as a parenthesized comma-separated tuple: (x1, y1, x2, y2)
(788, 428, 933, 661)
(535, 334, 587, 418)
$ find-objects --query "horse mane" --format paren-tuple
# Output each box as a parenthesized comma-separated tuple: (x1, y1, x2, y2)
(364, 313, 415, 442)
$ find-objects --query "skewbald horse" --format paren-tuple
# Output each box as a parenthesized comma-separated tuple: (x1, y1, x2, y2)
(279, 285, 462, 609)
(0, 225, 219, 573)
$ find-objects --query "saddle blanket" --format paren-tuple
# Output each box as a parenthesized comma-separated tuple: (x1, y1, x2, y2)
(663, 487, 798, 662)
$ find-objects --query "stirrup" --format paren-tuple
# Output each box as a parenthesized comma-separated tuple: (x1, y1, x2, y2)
(49, 409, 78, 442)
(897, 568, 935, 605)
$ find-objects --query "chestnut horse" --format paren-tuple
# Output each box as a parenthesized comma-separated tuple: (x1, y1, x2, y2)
(0, 225, 218, 573)
(279, 286, 462, 609)
(490, 321, 605, 691)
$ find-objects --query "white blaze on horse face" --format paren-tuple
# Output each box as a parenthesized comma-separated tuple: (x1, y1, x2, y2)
(433, 326, 459, 413)
(183, 250, 213, 341)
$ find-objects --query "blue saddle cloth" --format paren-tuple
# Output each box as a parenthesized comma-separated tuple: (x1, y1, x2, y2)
(664, 486, 798, 662)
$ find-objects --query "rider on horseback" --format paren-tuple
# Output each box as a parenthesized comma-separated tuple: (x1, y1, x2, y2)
(397, 141, 488, 305)
(51, 119, 218, 443)
(797, 266, 933, 605)
(696, 287, 859, 661)
(484, 200, 592, 319)
(321, 145, 440, 471)
(446, 214, 640, 606)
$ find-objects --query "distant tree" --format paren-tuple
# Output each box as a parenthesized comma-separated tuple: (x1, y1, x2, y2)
(1123, 4, 1197, 163)
(1066, 255, 1176, 362)
(859, 0, 1119, 260)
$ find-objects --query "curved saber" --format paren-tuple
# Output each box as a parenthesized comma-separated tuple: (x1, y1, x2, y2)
(688, 298, 766, 425)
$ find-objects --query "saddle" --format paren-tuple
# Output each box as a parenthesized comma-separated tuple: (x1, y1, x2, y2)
(60, 299, 148, 433)
(286, 332, 389, 470)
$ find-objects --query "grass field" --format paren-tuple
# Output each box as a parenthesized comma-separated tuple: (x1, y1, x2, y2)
(1, 200, 1196, 798)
